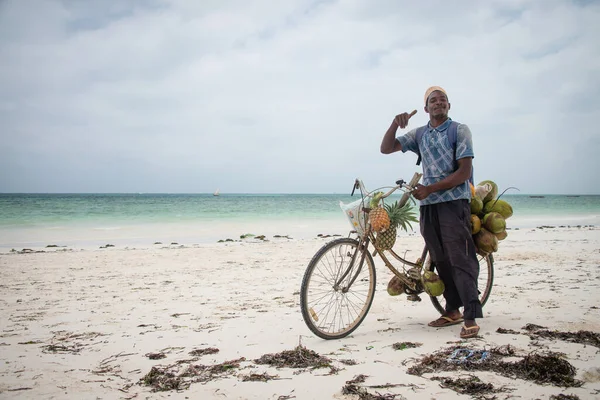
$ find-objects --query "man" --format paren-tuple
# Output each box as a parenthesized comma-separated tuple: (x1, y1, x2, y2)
(380, 86, 482, 339)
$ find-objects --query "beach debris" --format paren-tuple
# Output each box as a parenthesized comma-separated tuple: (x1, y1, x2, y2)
(549, 395, 580, 400)
(391, 342, 422, 351)
(240, 372, 280, 382)
(145, 352, 166, 360)
(140, 357, 245, 391)
(523, 323, 547, 331)
(527, 328, 600, 348)
(496, 327, 521, 335)
(99, 244, 115, 249)
(339, 359, 358, 366)
(5, 387, 33, 392)
(188, 347, 219, 357)
(276, 394, 296, 400)
(582, 367, 600, 383)
(42, 344, 80, 354)
(273, 235, 293, 239)
(18, 340, 44, 345)
(407, 345, 583, 387)
(238, 233, 267, 241)
(41, 331, 108, 354)
(341, 374, 405, 399)
(431, 375, 509, 398)
(490, 344, 517, 356)
(13, 248, 45, 254)
(170, 313, 190, 318)
(446, 348, 489, 364)
(254, 345, 338, 374)
(499, 324, 600, 348)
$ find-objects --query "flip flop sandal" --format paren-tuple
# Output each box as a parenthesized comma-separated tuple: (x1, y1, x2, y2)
(428, 315, 464, 327)
(460, 325, 480, 339)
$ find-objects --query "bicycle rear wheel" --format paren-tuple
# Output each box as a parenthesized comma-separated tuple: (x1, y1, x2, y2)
(300, 238, 376, 340)
(429, 252, 494, 315)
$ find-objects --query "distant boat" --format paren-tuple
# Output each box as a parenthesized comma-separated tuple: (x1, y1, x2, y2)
(213, 188, 220, 197)
(529, 195, 545, 198)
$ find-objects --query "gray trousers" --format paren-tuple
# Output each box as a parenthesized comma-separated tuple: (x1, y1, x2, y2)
(420, 199, 483, 320)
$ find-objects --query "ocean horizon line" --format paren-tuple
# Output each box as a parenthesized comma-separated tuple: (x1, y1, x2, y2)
(1, 192, 599, 196)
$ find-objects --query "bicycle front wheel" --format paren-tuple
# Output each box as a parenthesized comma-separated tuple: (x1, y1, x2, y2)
(300, 238, 376, 340)
(429, 252, 494, 315)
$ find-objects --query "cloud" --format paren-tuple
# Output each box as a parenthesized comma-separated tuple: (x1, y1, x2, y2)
(0, 0, 598, 193)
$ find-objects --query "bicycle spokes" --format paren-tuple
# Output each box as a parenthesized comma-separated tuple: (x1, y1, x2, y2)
(300, 238, 376, 340)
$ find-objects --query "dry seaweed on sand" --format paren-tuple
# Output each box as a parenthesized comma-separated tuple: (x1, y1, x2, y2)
(392, 342, 422, 351)
(510, 352, 581, 387)
(431, 375, 510, 398)
(496, 327, 521, 335)
(42, 344, 80, 354)
(141, 367, 184, 391)
(407, 346, 583, 387)
(240, 372, 280, 382)
(342, 375, 404, 400)
(528, 328, 600, 348)
(489, 344, 517, 356)
(140, 357, 245, 392)
(145, 352, 166, 360)
(254, 345, 338, 373)
(188, 347, 219, 357)
(549, 394, 580, 400)
(523, 323, 547, 331)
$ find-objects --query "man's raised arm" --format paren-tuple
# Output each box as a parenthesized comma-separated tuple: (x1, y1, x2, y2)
(380, 110, 417, 154)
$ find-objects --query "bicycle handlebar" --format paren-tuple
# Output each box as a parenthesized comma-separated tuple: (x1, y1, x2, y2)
(352, 175, 419, 199)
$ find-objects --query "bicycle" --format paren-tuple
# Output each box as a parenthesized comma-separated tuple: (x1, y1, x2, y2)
(300, 172, 494, 340)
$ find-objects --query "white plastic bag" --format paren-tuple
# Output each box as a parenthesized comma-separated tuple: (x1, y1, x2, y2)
(340, 198, 369, 235)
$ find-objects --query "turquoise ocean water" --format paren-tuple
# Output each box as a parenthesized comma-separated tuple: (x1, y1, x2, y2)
(1, 193, 599, 250)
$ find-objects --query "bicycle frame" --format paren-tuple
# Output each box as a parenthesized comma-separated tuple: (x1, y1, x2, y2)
(339, 172, 427, 293)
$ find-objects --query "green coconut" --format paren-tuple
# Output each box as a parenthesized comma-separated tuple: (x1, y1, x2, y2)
(470, 197, 483, 215)
(471, 214, 481, 235)
(482, 212, 506, 234)
(478, 180, 498, 203)
(369, 192, 384, 208)
(422, 270, 445, 297)
(483, 199, 513, 219)
(387, 276, 405, 296)
(473, 227, 498, 254)
(495, 230, 508, 241)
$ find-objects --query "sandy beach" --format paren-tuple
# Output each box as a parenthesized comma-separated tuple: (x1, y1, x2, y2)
(1, 226, 599, 400)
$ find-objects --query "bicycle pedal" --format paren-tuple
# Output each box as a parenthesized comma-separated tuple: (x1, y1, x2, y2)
(406, 294, 421, 302)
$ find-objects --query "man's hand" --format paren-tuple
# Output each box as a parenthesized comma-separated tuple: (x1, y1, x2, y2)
(412, 184, 431, 200)
(393, 110, 417, 129)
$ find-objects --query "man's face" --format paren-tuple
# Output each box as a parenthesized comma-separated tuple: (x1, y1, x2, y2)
(426, 91, 450, 118)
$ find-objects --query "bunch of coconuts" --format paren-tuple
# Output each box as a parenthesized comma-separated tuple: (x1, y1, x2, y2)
(470, 180, 513, 256)
(386, 180, 513, 298)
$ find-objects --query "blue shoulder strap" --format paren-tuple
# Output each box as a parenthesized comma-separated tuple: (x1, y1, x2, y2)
(415, 121, 473, 184)
(415, 125, 428, 166)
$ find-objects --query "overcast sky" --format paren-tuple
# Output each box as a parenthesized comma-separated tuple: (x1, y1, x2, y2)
(1, 0, 598, 194)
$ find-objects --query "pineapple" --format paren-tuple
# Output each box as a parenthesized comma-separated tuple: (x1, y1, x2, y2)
(368, 192, 390, 233)
(375, 200, 419, 250)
